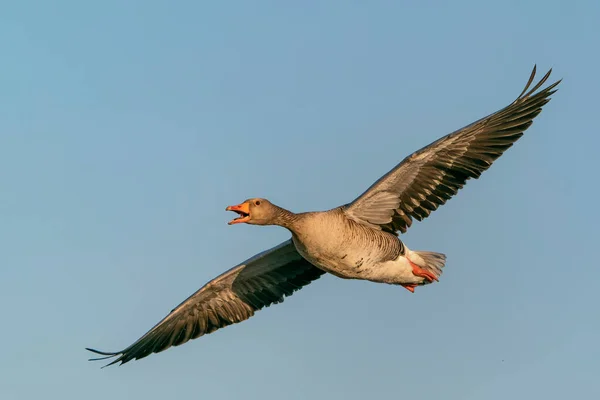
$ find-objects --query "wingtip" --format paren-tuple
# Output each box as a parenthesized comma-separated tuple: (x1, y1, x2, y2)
(517, 64, 559, 100)
(86, 347, 124, 368)
(101, 359, 122, 368)
(86, 347, 118, 356)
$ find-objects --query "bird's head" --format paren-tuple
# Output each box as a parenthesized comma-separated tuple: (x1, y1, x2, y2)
(226, 198, 279, 225)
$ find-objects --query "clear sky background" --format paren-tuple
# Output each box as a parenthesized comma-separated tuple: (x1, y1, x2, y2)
(1, 1, 599, 399)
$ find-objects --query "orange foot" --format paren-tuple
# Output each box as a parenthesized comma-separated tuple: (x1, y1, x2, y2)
(401, 284, 417, 293)
(408, 259, 439, 282)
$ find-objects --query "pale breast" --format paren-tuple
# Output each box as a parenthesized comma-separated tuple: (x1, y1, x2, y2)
(290, 211, 402, 279)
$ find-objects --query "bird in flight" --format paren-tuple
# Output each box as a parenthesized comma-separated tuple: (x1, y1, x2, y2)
(87, 66, 560, 367)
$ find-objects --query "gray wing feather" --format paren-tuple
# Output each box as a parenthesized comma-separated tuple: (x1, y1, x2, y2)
(344, 191, 401, 228)
(344, 66, 560, 234)
(86, 240, 324, 367)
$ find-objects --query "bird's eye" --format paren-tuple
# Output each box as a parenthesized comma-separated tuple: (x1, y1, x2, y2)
(255, 200, 261, 206)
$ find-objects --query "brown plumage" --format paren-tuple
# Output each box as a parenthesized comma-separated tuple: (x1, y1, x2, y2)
(88, 66, 559, 367)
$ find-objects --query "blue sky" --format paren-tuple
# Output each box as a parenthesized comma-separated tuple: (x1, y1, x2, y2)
(1, 1, 599, 399)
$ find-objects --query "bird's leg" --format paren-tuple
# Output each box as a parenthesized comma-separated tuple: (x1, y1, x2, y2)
(401, 257, 439, 292)
(401, 284, 417, 293)
(408, 258, 438, 282)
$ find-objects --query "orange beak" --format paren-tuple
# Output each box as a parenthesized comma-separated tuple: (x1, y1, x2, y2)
(226, 202, 251, 225)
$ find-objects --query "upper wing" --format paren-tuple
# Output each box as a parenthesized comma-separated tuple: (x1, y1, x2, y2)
(86, 240, 325, 367)
(344, 66, 561, 234)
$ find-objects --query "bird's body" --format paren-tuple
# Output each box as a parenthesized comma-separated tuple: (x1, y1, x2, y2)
(291, 209, 400, 277)
(88, 66, 560, 367)
(285, 208, 434, 287)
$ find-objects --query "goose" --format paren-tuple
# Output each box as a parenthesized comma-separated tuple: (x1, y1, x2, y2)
(87, 66, 560, 367)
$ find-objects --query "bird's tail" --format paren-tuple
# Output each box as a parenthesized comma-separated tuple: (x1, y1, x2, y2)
(408, 250, 447, 282)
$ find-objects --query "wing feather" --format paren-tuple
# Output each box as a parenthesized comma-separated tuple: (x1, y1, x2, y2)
(344, 66, 560, 234)
(86, 240, 324, 367)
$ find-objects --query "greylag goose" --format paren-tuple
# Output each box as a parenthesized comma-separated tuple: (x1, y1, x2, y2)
(87, 66, 560, 367)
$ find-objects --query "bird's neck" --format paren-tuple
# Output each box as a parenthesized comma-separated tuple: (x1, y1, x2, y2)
(271, 205, 301, 231)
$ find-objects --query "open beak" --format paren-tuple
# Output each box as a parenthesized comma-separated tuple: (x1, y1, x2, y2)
(226, 202, 251, 225)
